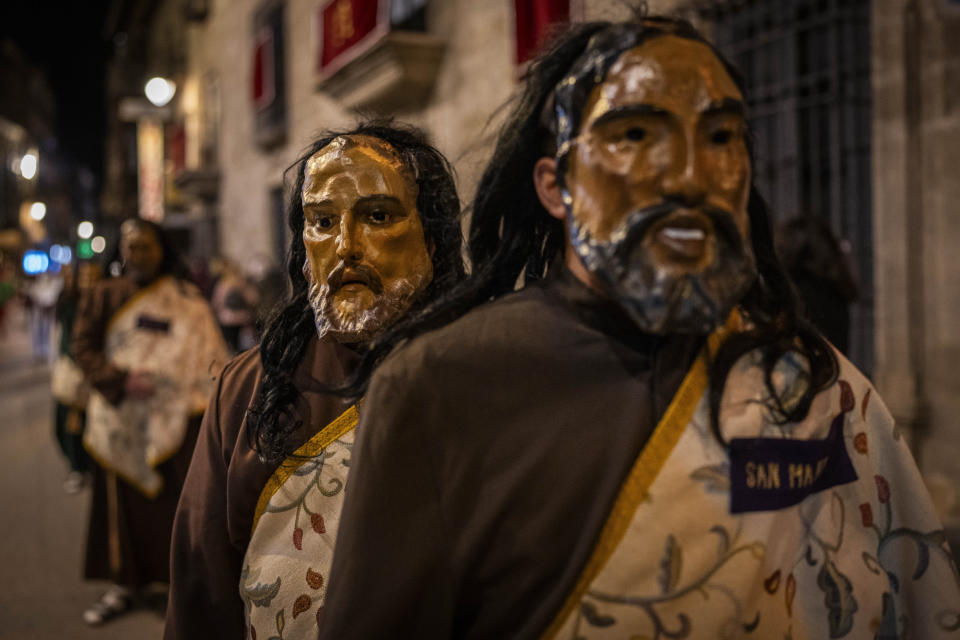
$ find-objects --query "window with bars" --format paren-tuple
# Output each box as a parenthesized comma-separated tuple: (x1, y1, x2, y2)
(701, 0, 874, 373)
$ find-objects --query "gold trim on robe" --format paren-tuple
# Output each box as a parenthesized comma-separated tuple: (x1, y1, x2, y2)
(540, 310, 742, 639)
(542, 352, 708, 639)
(241, 404, 359, 640)
(251, 404, 360, 535)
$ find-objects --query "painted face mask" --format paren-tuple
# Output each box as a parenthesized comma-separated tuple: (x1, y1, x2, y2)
(554, 32, 757, 334)
(301, 135, 433, 344)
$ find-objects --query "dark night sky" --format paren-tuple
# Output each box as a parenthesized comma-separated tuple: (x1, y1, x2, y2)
(0, 2, 112, 187)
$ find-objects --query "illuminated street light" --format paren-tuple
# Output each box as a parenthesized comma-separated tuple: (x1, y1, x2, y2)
(91, 236, 106, 254)
(20, 153, 37, 179)
(29, 202, 46, 221)
(77, 221, 94, 239)
(144, 77, 176, 107)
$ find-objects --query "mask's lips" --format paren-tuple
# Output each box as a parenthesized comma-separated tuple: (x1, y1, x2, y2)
(648, 210, 713, 261)
(340, 268, 371, 289)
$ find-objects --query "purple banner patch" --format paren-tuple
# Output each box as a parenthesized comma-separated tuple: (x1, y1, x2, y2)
(729, 414, 857, 514)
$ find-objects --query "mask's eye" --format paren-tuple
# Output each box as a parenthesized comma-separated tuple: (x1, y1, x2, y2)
(711, 129, 733, 145)
(369, 210, 390, 224)
(625, 127, 646, 142)
(317, 215, 334, 229)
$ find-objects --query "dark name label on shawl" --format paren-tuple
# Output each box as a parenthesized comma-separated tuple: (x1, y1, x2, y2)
(729, 414, 857, 513)
(136, 315, 171, 333)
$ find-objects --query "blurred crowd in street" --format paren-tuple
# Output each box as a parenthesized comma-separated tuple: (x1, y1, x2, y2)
(0, 244, 283, 366)
(0, 228, 284, 624)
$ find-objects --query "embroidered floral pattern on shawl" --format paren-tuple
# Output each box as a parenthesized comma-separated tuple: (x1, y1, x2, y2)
(240, 405, 358, 640)
(546, 347, 960, 639)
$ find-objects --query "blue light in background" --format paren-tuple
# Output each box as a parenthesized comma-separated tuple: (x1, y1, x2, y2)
(49, 244, 73, 265)
(23, 250, 50, 275)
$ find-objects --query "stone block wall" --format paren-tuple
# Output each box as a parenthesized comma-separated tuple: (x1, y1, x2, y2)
(872, 0, 960, 526)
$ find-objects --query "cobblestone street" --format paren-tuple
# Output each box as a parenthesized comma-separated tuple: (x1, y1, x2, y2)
(0, 304, 164, 639)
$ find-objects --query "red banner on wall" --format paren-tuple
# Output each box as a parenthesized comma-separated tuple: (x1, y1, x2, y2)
(515, 0, 570, 64)
(252, 27, 275, 109)
(252, 1, 287, 148)
(317, 0, 388, 77)
(167, 121, 186, 177)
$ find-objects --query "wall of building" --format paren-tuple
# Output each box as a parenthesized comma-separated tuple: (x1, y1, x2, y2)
(872, 0, 960, 526)
(181, 0, 338, 265)
(180, 0, 515, 267)
(176, 0, 687, 268)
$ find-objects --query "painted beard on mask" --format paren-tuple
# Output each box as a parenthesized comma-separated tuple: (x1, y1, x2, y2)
(306, 261, 427, 344)
(568, 199, 757, 334)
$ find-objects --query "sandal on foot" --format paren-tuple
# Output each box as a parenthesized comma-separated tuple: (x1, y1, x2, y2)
(82, 588, 132, 625)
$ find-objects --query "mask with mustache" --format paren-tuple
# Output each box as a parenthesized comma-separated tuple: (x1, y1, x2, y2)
(306, 260, 429, 344)
(568, 199, 757, 334)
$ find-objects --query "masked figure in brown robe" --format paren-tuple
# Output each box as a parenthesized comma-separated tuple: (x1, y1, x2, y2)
(163, 122, 464, 640)
(317, 15, 960, 640)
(72, 218, 228, 624)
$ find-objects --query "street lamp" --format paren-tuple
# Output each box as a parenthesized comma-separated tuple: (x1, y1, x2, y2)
(78, 221, 94, 239)
(91, 236, 106, 254)
(29, 202, 46, 221)
(19, 153, 37, 180)
(144, 77, 176, 107)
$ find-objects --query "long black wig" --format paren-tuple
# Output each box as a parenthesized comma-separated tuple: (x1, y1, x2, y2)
(248, 120, 465, 464)
(343, 14, 838, 447)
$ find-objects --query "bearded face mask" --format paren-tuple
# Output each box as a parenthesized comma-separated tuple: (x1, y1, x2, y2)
(553, 31, 757, 334)
(300, 135, 434, 344)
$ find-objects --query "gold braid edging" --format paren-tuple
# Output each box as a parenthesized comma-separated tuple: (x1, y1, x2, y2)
(250, 404, 359, 536)
(541, 312, 740, 639)
(540, 353, 708, 638)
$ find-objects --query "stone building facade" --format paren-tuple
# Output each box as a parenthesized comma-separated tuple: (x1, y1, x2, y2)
(111, 0, 960, 527)
(132, 0, 683, 265)
(871, 0, 960, 529)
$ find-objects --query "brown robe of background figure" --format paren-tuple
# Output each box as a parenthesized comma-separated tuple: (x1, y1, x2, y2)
(317, 14, 960, 640)
(72, 218, 228, 625)
(163, 122, 464, 640)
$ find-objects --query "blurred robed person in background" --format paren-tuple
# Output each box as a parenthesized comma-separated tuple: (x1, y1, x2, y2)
(776, 213, 859, 355)
(51, 260, 102, 493)
(72, 218, 227, 625)
(26, 270, 62, 360)
(211, 259, 260, 354)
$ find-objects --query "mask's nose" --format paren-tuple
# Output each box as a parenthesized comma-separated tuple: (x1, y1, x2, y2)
(658, 140, 708, 206)
(335, 216, 363, 263)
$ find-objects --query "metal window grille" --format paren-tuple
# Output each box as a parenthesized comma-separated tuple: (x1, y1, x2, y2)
(701, 0, 874, 373)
